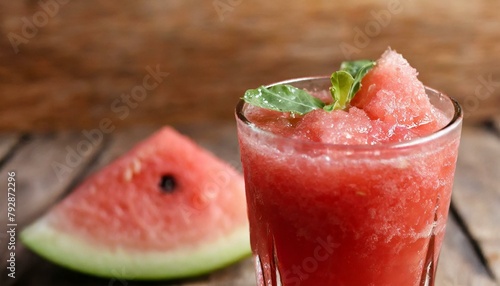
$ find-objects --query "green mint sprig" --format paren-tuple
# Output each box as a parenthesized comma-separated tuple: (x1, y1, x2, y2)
(242, 84, 325, 115)
(243, 60, 375, 115)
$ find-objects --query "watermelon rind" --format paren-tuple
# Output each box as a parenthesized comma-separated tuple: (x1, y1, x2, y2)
(20, 218, 251, 280)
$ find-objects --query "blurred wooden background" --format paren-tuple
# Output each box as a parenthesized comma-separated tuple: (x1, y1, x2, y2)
(1, 2, 500, 285)
(0, 0, 499, 132)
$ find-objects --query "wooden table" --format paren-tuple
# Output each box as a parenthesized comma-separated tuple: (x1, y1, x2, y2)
(0, 120, 499, 286)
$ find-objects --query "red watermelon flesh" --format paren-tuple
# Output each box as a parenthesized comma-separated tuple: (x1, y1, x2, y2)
(351, 49, 441, 135)
(21, 127, 250, 279)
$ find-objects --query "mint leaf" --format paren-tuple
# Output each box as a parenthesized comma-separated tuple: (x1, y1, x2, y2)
(343, 60, 376, 100)
(243, 84, 325, 115)
(325, 60, 375, 111)
(325, 70, 354, 111)
(242, 60, 375, 114)
(340, 60, 375, 78)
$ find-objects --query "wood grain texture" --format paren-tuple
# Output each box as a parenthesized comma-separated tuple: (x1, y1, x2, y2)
(0, 133, 105, 228)
(436, 217, 497, 286)
(493, 115, 500, 133)
(0, 0, 499, 132)
(0, 132, 105, 282)
(452, 126, 500, 280)
(0, 134, 21, 161)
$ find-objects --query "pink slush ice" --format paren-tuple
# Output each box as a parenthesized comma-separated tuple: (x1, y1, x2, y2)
(237, 49, 462, 285)
(245, 49, 449, 144)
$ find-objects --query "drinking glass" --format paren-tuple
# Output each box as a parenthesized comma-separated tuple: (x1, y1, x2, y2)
(235, 77, 463, 286)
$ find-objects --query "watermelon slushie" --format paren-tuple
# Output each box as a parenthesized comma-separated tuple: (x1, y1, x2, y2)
(236, 50, 463, 285)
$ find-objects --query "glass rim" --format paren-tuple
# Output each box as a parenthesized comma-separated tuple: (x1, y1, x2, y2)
(235, 76, 463, 151)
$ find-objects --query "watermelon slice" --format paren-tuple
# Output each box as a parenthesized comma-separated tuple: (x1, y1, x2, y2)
(349, 48, 447, 139)
(21, 127, 251, 280)
(351, 49, 436, 129)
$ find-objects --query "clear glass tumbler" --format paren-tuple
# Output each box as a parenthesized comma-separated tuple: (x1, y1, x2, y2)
(235, 77, 463, 286)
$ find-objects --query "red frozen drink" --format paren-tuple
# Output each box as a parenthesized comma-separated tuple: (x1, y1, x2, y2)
(236, 50, 463, 285)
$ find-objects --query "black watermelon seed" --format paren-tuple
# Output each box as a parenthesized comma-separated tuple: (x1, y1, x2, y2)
(159, 175, 177, 193)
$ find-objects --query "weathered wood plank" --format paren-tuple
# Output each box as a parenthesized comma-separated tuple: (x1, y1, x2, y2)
(0, 134, 21, 162)
(0, 132, 105, 228)
(207, 258, 254, 286)
(437, 216, 497, 285)
(452, 126, 500, 281)
(493, 115, 500, 134)
(482, 241, 500, 285)
(0, 132, 105, 284)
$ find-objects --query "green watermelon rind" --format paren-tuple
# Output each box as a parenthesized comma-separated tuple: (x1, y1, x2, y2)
(20, 218, 251, 280)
